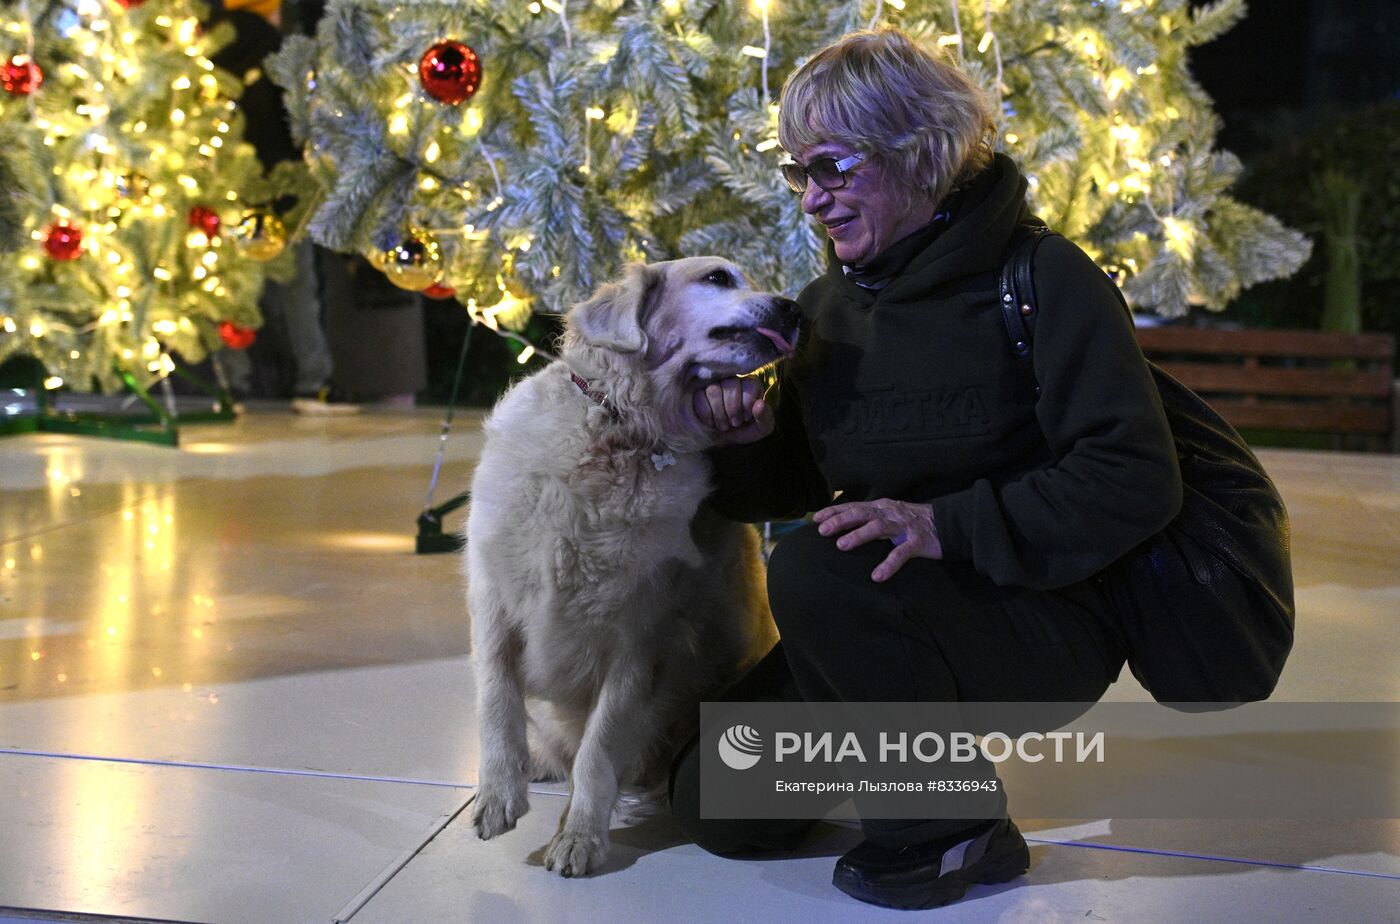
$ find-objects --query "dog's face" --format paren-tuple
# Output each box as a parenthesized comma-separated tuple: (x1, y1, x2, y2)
(568, 256, 801, 392)
(565, 257, 801, 445)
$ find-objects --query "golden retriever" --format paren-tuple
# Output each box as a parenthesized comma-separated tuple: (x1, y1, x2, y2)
(465, 257, 800, 876)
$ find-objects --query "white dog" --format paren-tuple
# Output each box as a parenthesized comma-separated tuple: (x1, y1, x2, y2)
(465, 257, 801, 877)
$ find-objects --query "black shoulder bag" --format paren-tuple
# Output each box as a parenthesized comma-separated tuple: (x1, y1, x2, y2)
(1000, 223, 1295, 711)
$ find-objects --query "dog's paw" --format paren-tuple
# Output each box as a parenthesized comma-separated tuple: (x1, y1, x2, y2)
(472, 781, 528, 840)
(544, 829, 608, 878)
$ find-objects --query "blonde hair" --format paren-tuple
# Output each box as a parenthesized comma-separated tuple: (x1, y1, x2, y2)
(777, 28, 996, 209)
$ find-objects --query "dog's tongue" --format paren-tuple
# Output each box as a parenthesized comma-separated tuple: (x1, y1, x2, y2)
(756, 326, 795, 356)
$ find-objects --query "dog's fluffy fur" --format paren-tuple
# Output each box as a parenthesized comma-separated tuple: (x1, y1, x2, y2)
(465, 257, 800, 877)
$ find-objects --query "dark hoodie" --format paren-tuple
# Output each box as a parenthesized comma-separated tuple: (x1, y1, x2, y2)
(709, 154, 1181, 590)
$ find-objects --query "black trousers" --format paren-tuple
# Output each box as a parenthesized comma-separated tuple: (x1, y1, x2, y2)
(670, 522, 1127, 854)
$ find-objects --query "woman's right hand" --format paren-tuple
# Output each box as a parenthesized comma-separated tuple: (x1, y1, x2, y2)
(691, 377, 775, 445)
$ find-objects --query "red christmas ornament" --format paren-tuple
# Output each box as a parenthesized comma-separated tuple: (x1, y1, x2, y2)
(422, 283, 457, 300)
(418, 40, 481, 106)
(188, 205, 222, 237)
(43, 221, 83, 261)
(218, 321, 257, 350)
(113, 0, 148, 8)
(2, 56, 42, 96)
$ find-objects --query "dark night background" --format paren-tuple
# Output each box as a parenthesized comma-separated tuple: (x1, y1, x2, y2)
(1190, 0, 1400, 155)
(1183, 0, 1400, 363)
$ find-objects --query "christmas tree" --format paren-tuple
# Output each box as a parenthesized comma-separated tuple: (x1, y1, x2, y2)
(268, 0, 1308, 334)
(0, 0, 305, 394)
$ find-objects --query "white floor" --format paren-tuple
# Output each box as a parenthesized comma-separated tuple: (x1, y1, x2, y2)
(0, 408, 1396, 923)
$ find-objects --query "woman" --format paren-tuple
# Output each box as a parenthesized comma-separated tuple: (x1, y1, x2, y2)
(669, 28, 1182, 910)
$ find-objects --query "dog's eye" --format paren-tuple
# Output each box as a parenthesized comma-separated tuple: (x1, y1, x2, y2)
(703, 269, 736, 288)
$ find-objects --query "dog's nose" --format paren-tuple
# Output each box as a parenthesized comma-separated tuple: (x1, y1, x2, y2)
(771, 297, 800, 319)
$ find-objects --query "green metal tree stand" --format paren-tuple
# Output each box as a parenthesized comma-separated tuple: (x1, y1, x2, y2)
(0, 360, 236, 448)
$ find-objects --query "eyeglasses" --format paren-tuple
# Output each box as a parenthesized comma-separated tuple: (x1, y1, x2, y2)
(779, 152, 866, 194)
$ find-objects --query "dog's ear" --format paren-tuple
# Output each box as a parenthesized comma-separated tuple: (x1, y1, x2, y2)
(569, 263, 664, 354)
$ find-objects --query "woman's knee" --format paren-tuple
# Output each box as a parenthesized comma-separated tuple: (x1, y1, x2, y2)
(768, 523, 873, 608)
(765, 522, 902, 636)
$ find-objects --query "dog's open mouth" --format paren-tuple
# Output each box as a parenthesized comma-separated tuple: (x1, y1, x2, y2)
(707, 324, 799, 360)
(687, 317, 801, 392)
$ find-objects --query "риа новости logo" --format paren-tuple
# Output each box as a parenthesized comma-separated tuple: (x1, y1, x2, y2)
(718, 724, 763, 770)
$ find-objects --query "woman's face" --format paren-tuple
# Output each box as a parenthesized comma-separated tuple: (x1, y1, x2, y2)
(794, 142, 935, 268)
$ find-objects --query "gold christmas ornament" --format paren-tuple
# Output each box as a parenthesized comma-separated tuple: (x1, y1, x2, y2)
(377, 232, 443, 291)
(113, 171, 150, 204)
(232, 210, 287, 261)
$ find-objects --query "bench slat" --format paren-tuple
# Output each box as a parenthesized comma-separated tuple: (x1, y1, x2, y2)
(1153, 362, 1393, 399)
(1136, 326, 1395, 361)
(1199, 400, 1392, 435)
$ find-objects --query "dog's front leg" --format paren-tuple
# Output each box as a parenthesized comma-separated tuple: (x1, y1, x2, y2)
(543, 663, 649, 877)
(471, 618, 530, 840)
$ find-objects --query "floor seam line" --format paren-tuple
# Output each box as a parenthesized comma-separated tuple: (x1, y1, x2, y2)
(0, 493, 171, 547)
(1026, 836, 1400, 880)
(332, 795, 475, 924)
(0, 747, 472, 790)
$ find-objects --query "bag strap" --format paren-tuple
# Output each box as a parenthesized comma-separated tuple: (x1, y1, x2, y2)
(998, 219, 1056, 394)
(1000, 219, 1144, 389)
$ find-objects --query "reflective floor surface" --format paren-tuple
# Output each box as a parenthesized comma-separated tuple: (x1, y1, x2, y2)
(1, 407, 1397, 923)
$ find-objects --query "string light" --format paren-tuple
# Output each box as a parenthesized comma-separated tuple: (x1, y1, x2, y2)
(542, 0, 571, 49)
(460, 107, 484, 138)
(946, 0, 963, 60)
(1162, 216, 1195, 259)
(752, 0, 773, 105)
(981, 0, 1003, 100)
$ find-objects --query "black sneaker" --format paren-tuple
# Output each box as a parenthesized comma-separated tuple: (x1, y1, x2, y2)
(291, 385, 361, 416)
(832, 818, 1030, 909)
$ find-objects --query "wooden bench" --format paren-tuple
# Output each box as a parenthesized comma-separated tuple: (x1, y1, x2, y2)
(1133, 326, 1398, 452)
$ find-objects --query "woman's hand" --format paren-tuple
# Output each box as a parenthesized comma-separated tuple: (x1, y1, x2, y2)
(690, 377, 775, 446)
(813, 498, 944, 582)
